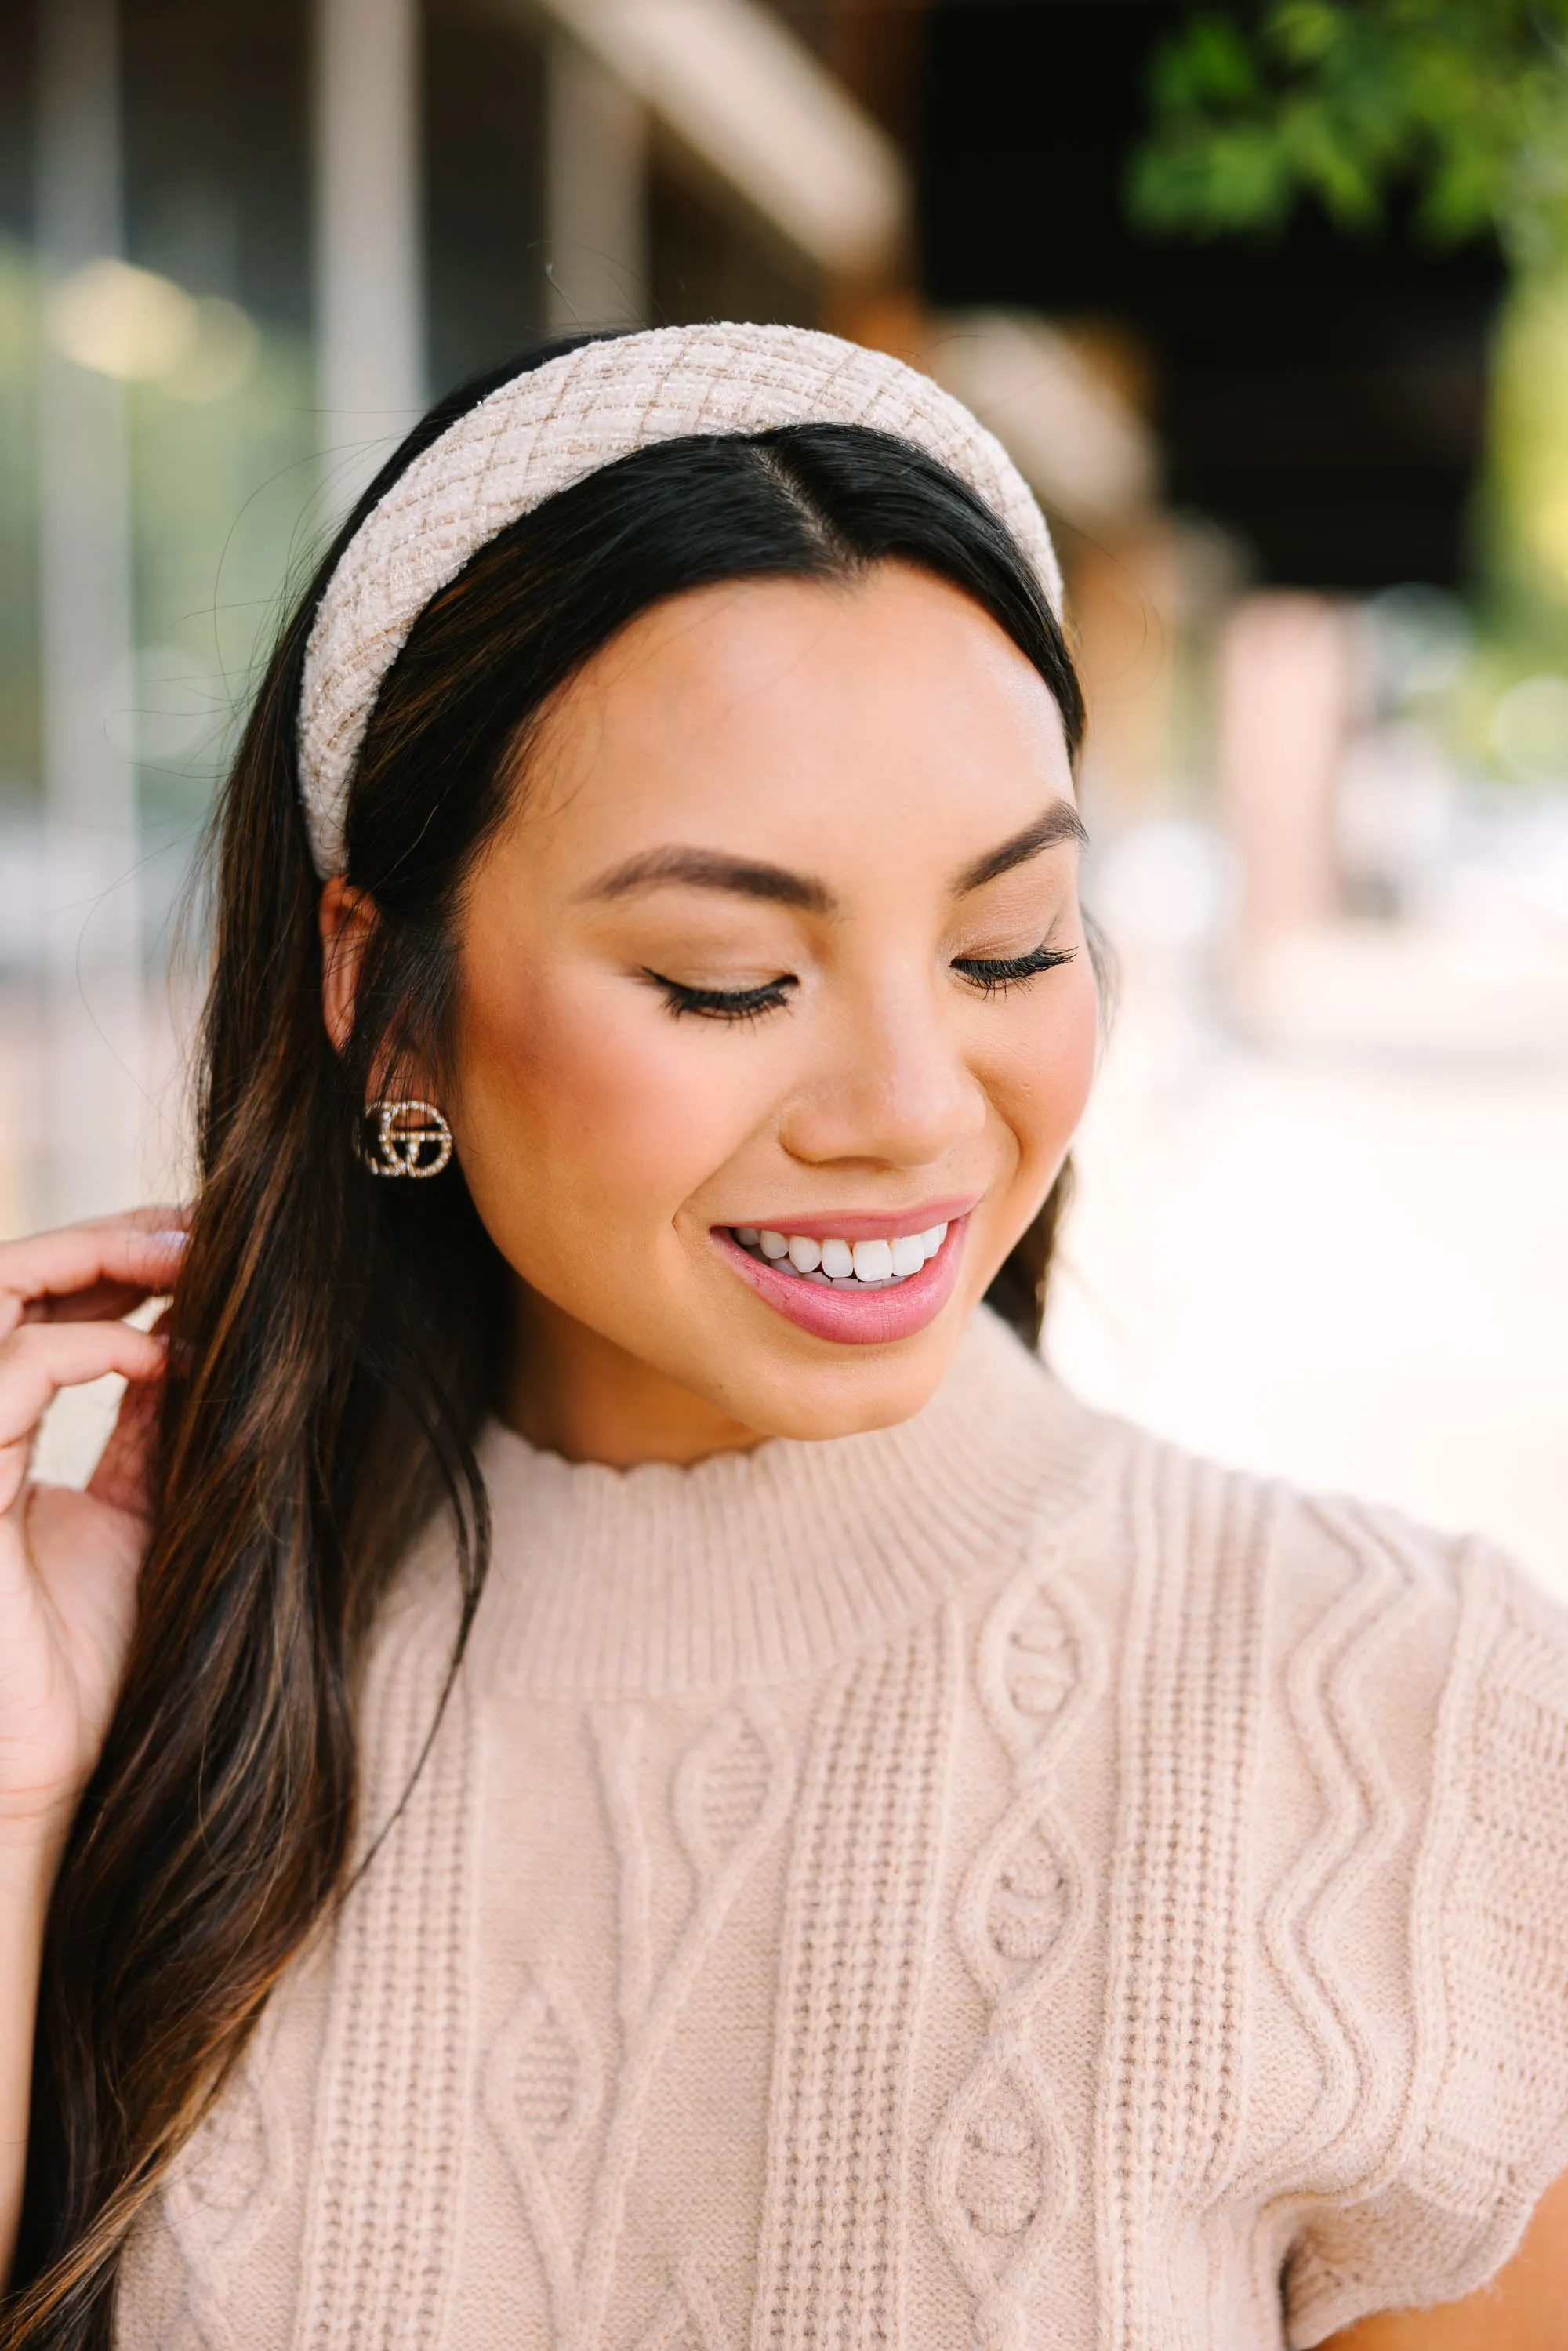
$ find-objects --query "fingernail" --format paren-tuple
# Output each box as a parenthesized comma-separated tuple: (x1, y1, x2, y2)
(150, 1228, 189, 1253)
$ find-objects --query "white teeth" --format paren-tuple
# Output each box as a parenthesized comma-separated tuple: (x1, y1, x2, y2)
(732, 1219, 956, 1286)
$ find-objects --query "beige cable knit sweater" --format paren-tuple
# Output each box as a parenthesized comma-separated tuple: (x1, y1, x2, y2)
(118, 1308, 1568, 2351)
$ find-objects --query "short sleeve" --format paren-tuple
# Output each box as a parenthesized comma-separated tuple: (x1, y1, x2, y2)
(1286, 1540, 1568, 2346)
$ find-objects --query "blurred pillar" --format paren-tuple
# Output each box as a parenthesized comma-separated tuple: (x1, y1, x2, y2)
(527, 0, 905, 298)
(1067, 519, 1184, 830)
(545, 33, 646, 330)
(1217, 592, 1351, 949)
(315, 0, 425, 512)
(35, 0, 145, 1223)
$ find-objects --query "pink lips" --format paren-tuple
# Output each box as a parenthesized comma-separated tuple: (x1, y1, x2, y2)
(727, 1194, 978, 1243)
(713, 1210, 971, 1347)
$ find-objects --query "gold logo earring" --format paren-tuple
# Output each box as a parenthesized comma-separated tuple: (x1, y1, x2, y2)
(358, 1097, 454, 1178)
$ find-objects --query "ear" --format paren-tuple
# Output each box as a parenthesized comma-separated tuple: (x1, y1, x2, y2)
(319, 876, 377, 1057)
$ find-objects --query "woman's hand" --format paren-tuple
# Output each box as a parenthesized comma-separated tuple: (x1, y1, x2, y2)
(0, 1210, 184, 1857)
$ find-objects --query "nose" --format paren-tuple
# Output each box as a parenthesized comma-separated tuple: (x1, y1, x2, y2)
(778, 978, 988, 1174)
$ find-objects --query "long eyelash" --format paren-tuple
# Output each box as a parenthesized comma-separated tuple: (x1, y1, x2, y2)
(952, 943, 1077, 995)
(641, 968, 798, 1021)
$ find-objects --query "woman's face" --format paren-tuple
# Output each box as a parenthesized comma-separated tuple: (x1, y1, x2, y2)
(447, 560, 1099, 1460)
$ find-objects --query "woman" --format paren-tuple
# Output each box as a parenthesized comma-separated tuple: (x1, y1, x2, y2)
(2, 325, 1566, 2351)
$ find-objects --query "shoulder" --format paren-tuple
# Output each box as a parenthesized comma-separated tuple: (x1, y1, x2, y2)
(1018, 1388, 1568, 2343)
(1080, 1414, 1568, 1884)
(953, 1336, 1524, 1844)
(1044, 1388, 1568, 2020)
(1279, 1515, 1568, 2342)
(1014, 1355, 1540, 1716)
(997, 1342, 1490, 1702)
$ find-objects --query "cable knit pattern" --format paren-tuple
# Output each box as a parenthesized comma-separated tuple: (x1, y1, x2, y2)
(1285, 1538, 1568, 2344)
(1097, 1442, 1273, 2349)
(296, 322, 1063, 873)
(295, 1599, 478, 2351)
(754, 1613, 960, 2351)
(927, 1545, 1105, 2350)
(151, 2001, 296, 2351)
(114, 1308, 1568, 2351)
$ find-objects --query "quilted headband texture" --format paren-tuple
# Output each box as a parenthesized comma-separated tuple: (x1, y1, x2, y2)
(296, 320, 1064, 876)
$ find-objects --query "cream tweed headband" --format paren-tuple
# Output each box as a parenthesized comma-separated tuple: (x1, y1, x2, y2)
(297, 321, 1063, 876)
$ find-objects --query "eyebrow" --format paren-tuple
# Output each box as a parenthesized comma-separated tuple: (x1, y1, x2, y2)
(576, 799, 1087, 916)
(578, 846, 839, 916)
(952, 800, 1089, 894)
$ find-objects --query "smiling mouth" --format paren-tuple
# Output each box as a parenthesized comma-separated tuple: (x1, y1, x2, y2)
(727, 1221, 949, 1288)
(711, 1206, 972, 1346)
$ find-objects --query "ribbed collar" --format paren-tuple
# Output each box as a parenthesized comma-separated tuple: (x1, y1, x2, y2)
(467, 1307, 1107, 1698)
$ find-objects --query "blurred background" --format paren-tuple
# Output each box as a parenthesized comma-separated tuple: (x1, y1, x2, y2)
(2, 0, 1565, 1584)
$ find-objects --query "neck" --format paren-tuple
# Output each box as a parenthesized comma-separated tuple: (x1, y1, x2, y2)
(503, 1285, 765, 1468)
(467, 1304, 1096, 1700)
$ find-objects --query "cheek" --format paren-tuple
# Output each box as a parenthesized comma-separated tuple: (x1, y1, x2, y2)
(456, 963, 769, 1244)
(989, 961, 1101, 1174)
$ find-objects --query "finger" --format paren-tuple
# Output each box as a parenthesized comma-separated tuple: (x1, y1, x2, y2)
(2, 1204, 184, 1262)
(0, 1323, 167, 1518)
(0, 1217, 189, 1333)
(87, 1352, 165, 1518)
(64, 1206, 189, 1239)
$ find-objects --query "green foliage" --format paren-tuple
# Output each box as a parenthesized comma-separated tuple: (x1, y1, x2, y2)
(1481, 265, 1568, 611)
(1131, 1, 1568, 271)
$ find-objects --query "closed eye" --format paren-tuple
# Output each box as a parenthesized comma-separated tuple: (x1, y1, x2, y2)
(951, 943, 1077, 994)
(641, 967, 798, 1021)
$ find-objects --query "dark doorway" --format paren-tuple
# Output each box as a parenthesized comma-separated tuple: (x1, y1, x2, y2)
(919, 0, 1505, 589)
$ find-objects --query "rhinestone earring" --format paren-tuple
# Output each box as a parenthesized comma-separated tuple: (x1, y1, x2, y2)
(358, 1097, 454, 1178)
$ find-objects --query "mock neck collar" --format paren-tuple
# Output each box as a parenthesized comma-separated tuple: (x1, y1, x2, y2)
(466, 1307, 1107, 1699)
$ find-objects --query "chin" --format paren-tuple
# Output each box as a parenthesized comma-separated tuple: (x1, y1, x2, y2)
(710, 1322, 966, 1445)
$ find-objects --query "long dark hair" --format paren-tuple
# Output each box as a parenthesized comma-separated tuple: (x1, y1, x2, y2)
(7, 336, 1085, 2346)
